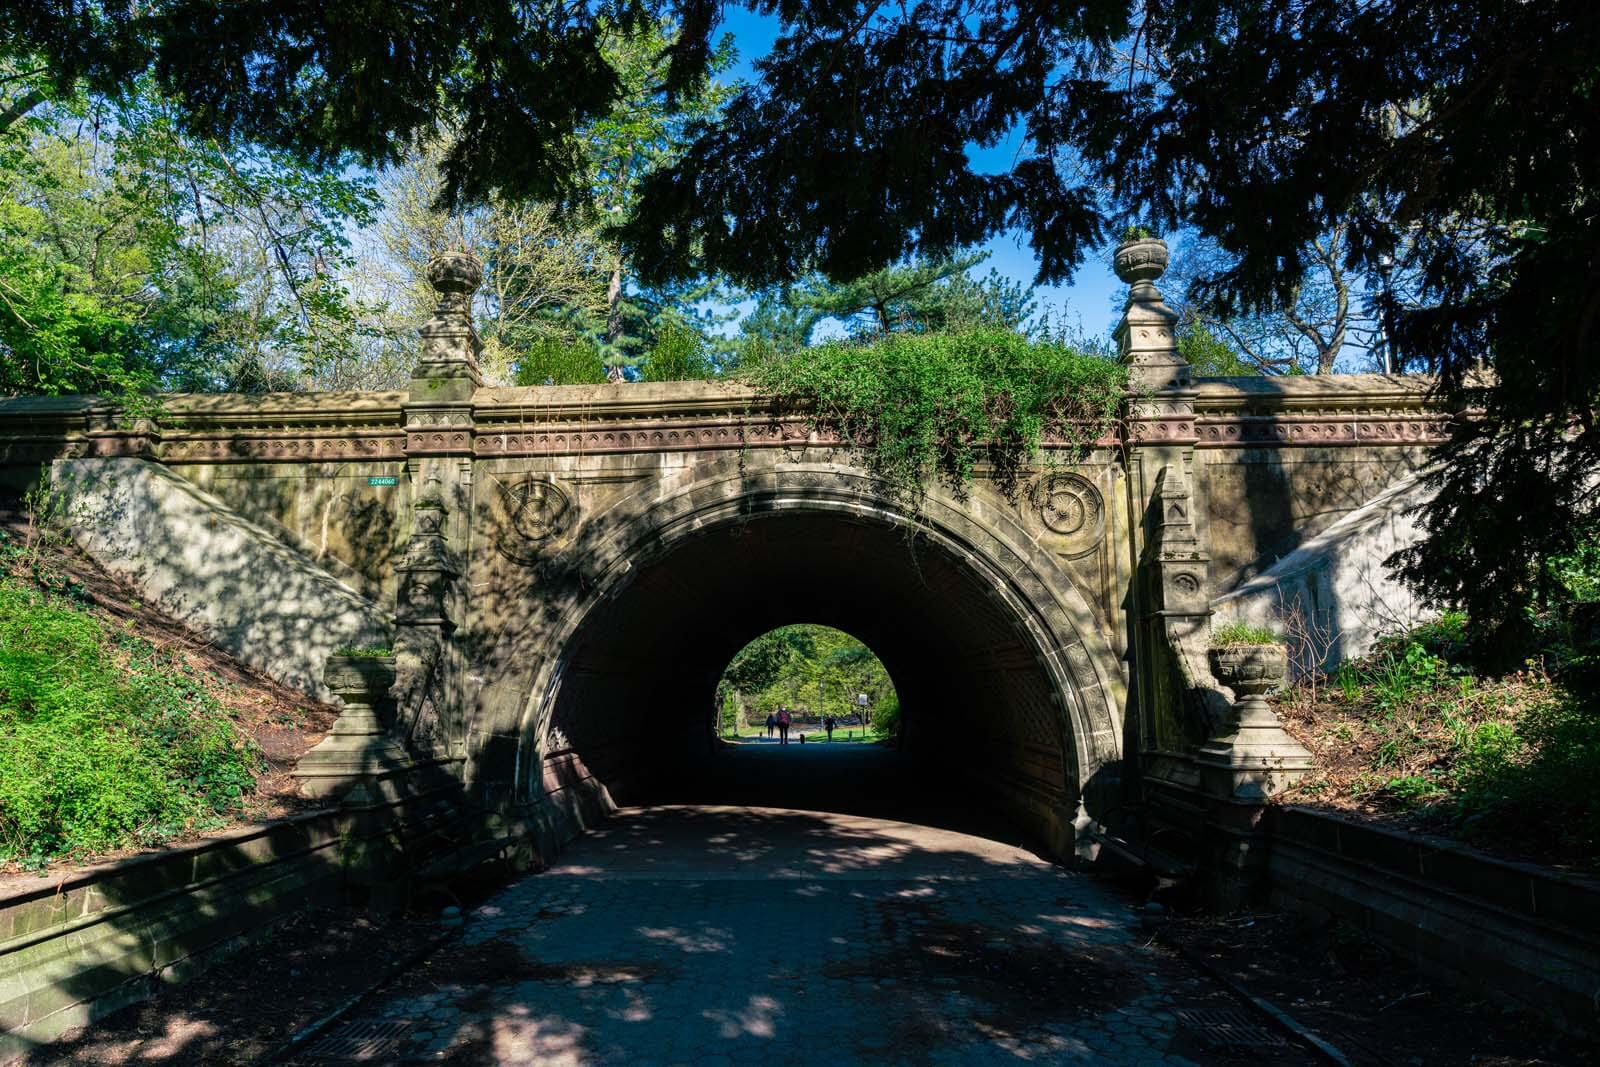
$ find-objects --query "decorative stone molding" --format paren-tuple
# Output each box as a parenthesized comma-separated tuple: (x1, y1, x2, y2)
(161, 433, 406, 463)
(396, 477, 459, 628)
(1196, 414, 1450, 448)
(483, 473, 577, 565)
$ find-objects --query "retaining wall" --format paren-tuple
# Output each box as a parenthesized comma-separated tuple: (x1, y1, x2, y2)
(0, 780, 485, 1062)
(1265, 805, 1600, 1035)
(50, 456, 393, 701)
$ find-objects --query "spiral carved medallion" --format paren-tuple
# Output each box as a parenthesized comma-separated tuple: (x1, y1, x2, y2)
(488, 475, 575, 564)
(1032, 473, 1104, 554)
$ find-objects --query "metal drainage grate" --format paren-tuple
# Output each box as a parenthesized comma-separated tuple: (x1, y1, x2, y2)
(1174, 1007, 1289, 1051)
(300, 1019, 415, 1062)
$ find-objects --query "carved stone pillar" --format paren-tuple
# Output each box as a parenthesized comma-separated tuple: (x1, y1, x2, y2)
(392, 252, 483, 764)
(1117, 237, 1210, 757)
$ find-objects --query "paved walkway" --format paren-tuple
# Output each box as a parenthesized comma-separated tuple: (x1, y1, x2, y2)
(297, 805, 1296, 1065)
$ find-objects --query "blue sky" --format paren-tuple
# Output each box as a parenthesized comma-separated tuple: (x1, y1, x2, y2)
(713, 7, 1128, 341)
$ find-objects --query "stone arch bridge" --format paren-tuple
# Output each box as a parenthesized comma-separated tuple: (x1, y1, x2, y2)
(0, 251, 1450, 892)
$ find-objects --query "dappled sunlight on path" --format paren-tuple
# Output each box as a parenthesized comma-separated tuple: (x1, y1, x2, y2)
(293, 806, 1297, 1065)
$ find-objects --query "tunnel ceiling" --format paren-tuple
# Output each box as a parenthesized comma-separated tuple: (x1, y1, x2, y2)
(547, 510, 1075, 822)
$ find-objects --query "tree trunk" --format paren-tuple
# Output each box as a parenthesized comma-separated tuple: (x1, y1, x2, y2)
(606, 264, 624, 346)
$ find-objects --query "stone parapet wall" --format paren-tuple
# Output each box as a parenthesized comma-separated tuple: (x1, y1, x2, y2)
(0, 813, 347, 1060)
(0, 777, 516, 1061)
(0, 374, 1456, 471)
(1265, 806, 1600, 1036)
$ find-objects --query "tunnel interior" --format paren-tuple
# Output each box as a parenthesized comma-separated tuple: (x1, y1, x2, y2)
(544, 510, 1081, 847)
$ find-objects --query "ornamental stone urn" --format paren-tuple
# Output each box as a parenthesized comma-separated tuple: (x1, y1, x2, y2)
(1113, 235, 1170, 287)
(1197, 641, 1313, 801)
(426, 251, 484, 310)
(292, 654, 415, 801)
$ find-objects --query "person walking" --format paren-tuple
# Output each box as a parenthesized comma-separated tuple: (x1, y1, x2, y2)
(777, 706, 791, 746)
(824, 715, 835, 742)
(765, 711, 776, 740)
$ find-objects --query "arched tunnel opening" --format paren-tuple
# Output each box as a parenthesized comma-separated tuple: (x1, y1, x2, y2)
(543, 508, 1090, 854)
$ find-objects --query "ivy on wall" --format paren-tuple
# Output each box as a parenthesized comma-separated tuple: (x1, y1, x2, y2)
(745, 329, 1126, 505)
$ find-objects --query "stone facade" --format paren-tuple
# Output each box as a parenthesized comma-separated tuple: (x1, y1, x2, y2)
(0, 241, 1460, 884)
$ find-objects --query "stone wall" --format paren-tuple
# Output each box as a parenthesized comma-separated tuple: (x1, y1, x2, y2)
(51, 456, 392, 701)
(0, 812, 346, 1060)
(1266, 806, 1600, 1035)
(0, 772, 519, 1061)
(1212, 473, 1433, 673)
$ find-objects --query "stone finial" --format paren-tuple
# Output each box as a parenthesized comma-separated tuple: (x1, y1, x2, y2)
(427, 251, 484, 313)
(1113, 235, 1189, 391)
(412, 251, 484, 396)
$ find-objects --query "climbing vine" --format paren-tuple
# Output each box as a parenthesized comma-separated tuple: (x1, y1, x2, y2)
(744, 329, 1126, 505)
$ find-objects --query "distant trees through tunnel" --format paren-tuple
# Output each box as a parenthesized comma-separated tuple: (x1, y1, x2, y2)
(715, 625, 899, 743)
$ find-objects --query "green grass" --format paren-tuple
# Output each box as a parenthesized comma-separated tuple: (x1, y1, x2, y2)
(333, 644, 394, 657)
(1211, 621, 1280, 647)
(0, 569, 262, 868)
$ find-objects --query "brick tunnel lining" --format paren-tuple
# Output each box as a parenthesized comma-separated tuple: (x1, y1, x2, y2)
(544, 510, 1076, 838)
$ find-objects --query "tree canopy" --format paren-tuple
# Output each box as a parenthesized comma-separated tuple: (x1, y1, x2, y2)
(6, 0, 1598, 644)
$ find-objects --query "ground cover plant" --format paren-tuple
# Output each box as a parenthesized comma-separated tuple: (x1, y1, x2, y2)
(0, 507, 333, 872)
(1277, 613, 1600, 869)
(744, 329, 1125, 505)
(0, 565, 262, 866)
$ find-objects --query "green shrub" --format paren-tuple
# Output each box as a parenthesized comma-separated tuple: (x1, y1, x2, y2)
(514, 336, 609, 385)
(745, 329, 1124, 504)
(644, 321, 715, 382)
(333, 644, 393, 657)
(0, 578, 261, 865)
(1453, 697, 1600, 857)
(1210, 621, 1279, 647)
(871, 694, 901, 740)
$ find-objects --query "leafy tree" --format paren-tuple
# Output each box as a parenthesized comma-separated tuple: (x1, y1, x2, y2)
(1165, 227, 1381, 376)
(744, 253, 1036, 349)
(10, 2, 1597, 644)
(512, 336, 609, 386)
(719, 625, 895, 723)
(793, 255, 980, 337)
(642, 319, 716, 381)
(0, 82, 376, 396)
(360, 136, 611, 388)
(581, 20, 736, 366)
(732, 289, 818, 367)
